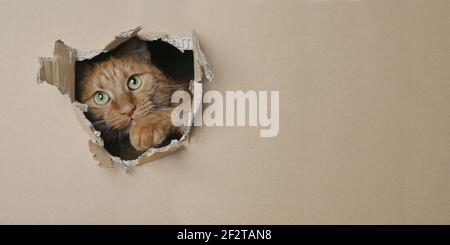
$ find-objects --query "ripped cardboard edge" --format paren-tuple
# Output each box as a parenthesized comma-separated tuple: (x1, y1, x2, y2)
(37, 26, 213, 170)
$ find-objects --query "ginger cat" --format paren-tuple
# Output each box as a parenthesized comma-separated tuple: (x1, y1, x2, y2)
(76, 37, 187, 160)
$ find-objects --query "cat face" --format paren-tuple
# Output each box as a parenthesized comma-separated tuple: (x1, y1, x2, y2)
(76, 38, 175, 132)
(75, 38, 189, 159)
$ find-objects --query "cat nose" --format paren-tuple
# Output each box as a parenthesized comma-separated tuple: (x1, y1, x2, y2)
(120, 104, 136, 117)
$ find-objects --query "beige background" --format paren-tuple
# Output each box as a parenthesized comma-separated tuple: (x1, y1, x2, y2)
(0, 0, 449, 224)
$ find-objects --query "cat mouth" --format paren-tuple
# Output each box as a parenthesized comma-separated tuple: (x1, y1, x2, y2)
(119, 118, 133, 129)
(129, 118, 137, 127)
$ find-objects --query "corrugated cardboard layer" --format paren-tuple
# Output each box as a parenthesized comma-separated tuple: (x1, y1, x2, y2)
(37, 27, 213, 169)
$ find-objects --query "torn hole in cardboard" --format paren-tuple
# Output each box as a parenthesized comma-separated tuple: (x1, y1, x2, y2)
(37, 26, 213, 170)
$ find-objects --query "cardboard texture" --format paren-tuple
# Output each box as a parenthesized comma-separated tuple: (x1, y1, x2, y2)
(37, 27, 213, 169)
(1, 0, 450, 224)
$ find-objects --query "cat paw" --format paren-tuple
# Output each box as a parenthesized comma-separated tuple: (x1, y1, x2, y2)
(129, 124, 155, 151)
(129, 113, 175, 151)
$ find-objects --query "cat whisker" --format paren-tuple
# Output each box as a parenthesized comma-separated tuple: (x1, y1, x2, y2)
(118, 130, 123, 149)
(101, 127, 113, 138)
(91, 120, 106, 126)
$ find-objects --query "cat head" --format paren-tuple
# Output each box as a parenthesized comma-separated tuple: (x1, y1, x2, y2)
(75, 37, 175, 132)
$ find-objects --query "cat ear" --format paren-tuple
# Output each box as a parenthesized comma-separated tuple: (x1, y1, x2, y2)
(114, 37, 151, 62)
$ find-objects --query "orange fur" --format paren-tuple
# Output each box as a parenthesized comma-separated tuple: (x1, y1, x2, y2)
(76, 37, 187, 159)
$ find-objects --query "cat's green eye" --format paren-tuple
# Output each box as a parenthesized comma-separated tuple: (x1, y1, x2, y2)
(93, 91, 110, 105)
(127, 75, 142, 90)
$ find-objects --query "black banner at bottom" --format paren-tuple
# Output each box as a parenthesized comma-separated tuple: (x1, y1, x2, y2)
(0, 225, 448, 242)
